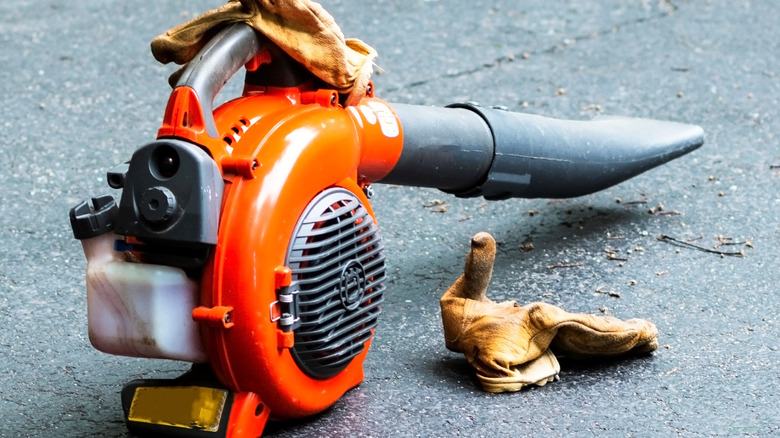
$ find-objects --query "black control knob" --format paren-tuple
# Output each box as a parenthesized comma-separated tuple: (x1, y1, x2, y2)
(139, 186, 177, 224)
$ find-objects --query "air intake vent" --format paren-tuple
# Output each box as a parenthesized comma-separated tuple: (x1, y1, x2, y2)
(286, 188, 386, 379)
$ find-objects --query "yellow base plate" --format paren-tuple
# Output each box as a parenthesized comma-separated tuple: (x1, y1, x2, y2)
(128, 386, 228, 432)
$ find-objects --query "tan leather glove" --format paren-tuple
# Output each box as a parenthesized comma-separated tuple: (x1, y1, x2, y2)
(441, 232, 659, 393)
(150, 0, 376, 106)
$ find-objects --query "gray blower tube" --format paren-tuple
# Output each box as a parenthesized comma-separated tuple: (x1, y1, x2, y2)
(380, 102, 704, 200)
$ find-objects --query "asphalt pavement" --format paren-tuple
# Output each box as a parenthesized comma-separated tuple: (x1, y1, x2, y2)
(1, 1, 778, 436)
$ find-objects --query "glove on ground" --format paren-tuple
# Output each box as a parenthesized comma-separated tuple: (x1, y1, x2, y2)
(150, 0, 376, 105)
(441, 232, 659, 393)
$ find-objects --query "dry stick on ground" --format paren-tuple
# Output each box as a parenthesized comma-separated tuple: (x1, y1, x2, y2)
(604, 248, 629, 262)
(657, 235, 745, 257)
(594, 286, 621, 298)
(714, 235, 753, 249)
(547, 262, 584, 269)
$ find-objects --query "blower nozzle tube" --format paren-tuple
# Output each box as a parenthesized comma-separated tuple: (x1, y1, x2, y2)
(381, 103, 704, 200)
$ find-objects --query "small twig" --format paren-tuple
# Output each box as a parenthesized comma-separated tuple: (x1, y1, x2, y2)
(423, 199, 448, 213)
(423, 199, 445, 208)
(604, 248, 628, 262)
(714, 240, 747, 249)
(594, 286, 621, 298)
(714, 236, 751, 249)
(547, 262, 584, 269)
(657, 235, 745, 257)
(616, 193, 649, 206)
(607, 254, 629, 262)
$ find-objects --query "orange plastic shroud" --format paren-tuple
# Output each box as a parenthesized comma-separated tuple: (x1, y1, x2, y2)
(158, 82, 404, 429)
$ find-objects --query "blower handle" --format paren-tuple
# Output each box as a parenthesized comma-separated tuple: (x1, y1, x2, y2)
(172, 23, 264, 138)
(382, 103, 704, 200)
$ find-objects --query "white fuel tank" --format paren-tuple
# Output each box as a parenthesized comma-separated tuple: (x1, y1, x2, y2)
(79, 232, 207, 363)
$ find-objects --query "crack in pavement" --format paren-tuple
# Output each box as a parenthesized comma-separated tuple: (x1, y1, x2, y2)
(388, 9, 677, 93)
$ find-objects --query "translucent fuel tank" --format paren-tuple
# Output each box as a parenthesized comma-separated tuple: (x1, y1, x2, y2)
(79, 232, 207, 363)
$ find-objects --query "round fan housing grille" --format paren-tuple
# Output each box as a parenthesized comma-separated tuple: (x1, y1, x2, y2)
(286, 188, 386, 379)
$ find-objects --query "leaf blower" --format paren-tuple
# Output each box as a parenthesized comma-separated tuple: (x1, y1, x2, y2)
(69, 23, 703, 437)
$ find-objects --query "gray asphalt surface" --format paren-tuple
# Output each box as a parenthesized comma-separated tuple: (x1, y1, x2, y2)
(1, 0, 778, 436)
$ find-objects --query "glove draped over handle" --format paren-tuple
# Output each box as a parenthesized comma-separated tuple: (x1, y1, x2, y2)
(150, 0, 376, 106)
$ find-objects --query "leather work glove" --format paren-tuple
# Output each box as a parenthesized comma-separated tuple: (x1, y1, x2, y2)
(441, 232, 659, 393)
(150, 0, 376, 106)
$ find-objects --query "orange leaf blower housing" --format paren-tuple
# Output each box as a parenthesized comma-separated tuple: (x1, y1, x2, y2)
(69, 23, 703, 437)
(197, 74, 403, 419)
(155, 26, 406, 428)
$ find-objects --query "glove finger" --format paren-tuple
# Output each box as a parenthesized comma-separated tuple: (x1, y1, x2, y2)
(550, 314, 659, 358)
(151, 2, 247, 65)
